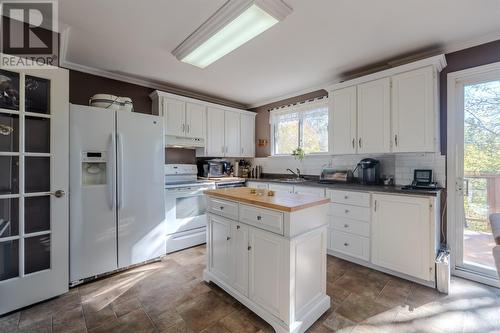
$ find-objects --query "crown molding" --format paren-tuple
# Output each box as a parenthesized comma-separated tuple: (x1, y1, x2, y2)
(59, 28, 248, 109)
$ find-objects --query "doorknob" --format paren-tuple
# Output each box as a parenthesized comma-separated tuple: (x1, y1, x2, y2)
(51, 190, 66, 198)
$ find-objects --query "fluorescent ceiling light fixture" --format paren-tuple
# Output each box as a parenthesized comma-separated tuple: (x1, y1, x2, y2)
(172, 0, 292, 69)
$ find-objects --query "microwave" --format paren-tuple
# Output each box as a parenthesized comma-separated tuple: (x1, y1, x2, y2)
(197, 159, 231, 178)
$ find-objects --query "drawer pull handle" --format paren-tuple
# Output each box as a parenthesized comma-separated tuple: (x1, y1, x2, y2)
(345, 209, 349, 214)
(256, 215, 262, 221)
(226, 236, 231, 241)
(248, 246, 252, 251)
(344, 224, 349, 228)
(220, 206, 224, 210)
(236, 225, 240, 229)
(344, 242, 349, 247)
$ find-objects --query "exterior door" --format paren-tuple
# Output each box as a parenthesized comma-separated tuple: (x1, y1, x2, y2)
(357, 78, 391, 153)
(185, 102, 205, 139)
(448, 64, 500, 286)
(206, 107, 225, 156)
(392, 66, 436, 152)
(0, 67, 69, 315)
(331, 86, 357, 154)
(163, 97, 185, 137)
(224, 111, 240, 157)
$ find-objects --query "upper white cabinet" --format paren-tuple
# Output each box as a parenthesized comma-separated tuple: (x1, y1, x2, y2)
(164, 98, 186, 137)
(391, 66, 437, 152)
(158, 96, 206, 139)
(151, 91, 255, 157)
(224, 110, 241, 156)
(371, 194, 435, 281)
(357, 78, 391, 153)
(240, 113, 256, 157)
(206, 107, 226, 157)
(328, 55, 445, 155)
(330, 86, 357, 154)
(186, 102, 206, 139)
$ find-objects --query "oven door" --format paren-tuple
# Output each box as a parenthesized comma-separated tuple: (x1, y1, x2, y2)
(165, 185, 214, 235)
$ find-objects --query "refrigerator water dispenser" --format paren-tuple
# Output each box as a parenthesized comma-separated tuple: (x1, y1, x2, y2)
(82, 151, 107, 185)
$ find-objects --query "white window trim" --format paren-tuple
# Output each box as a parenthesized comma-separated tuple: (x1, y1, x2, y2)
(269, 98, 329, 156)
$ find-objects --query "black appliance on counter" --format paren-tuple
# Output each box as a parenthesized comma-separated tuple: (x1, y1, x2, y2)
(197, 159, 231, 178)
(356, 158, 380, 185)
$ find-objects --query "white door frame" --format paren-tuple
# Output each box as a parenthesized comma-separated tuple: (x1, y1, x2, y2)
(447, 61, 500, 288)
(0, 62, 69, 314)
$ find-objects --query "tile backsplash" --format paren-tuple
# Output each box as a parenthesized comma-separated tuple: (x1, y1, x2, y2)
(253, 152, 446, 186)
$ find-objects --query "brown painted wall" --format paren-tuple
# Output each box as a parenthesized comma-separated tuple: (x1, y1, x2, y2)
(165, 148, 196, 164)
(440, 39, 500, 154)
(69, 70, 155, 114)
(252, 89, 328, 157)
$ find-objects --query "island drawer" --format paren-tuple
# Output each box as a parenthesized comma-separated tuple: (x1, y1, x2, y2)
(327, 190, 370, 207)
(331, 230, 370, 261)
(330, 216, 370, 237)
(207, 197, 238, 220)
(330, 203, 370, 222)
(239, 204, 284, 235)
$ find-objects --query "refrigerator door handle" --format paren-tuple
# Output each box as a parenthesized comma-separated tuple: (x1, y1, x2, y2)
(107, 134, 115, 209)
(117, 133, 124, 209)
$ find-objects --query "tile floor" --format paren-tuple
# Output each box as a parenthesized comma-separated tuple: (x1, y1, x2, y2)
(1, 244, 500, 333)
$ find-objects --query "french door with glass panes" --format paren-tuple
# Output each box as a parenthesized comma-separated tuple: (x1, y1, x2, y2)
(0, 66, 69, 315)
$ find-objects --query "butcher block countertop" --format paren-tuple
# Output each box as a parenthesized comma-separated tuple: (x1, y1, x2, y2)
(204, 187, 330, 212)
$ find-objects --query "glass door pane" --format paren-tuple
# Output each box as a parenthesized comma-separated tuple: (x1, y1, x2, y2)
(462, 80, 500, 276)
(0, 72, 52, 282)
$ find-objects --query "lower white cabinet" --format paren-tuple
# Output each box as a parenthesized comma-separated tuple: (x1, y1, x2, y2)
(294, 185, 326, 197)
(371, 194, 435, 281)
(208, 214, 233, 283)
(232, 222, 249, 297)
(248, 227, 286, 318)
(205, 195, 330, 333)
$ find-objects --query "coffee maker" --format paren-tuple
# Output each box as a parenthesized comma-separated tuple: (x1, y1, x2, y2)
(356, 158, 380, 185)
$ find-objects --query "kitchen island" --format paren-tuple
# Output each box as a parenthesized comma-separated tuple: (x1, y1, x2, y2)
(203, 188, 330, 333)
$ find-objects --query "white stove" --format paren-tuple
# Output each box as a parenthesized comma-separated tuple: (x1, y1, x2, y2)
(164, 164, 215, 253)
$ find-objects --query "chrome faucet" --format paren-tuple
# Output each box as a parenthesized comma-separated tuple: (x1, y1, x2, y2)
(286, 168, 301, 179)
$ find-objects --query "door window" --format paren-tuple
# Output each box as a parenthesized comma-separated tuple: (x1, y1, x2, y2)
(0, 69, 53, 281)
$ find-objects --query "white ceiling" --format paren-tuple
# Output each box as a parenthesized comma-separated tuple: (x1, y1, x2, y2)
(59, 0, 500, 107)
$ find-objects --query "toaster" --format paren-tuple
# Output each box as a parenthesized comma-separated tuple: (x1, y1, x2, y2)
(319, 168, 353, 183)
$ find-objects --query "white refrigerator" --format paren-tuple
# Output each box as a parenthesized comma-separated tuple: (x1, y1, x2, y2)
(69, 104, 165, 284)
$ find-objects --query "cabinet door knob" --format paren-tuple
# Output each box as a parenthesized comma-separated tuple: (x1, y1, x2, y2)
(248, 245, 252, 251)
(344, 242, 349, 247)
(344, 195, 348, 199)
(236, 225, 240, 229)
(220, 206, 224, 210)
(344, 224, 349, 228)
(256, 215, 262, 221)
(345, 209, 349, 214)
(226, 236, 231, 241)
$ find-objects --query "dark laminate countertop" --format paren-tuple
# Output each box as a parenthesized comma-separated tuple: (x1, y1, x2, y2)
(245, 178, 443, 197)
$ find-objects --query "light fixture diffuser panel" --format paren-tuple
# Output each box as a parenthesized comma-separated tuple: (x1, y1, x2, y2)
(172, 0, 292, 69)
(181, 4, 278, 68)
